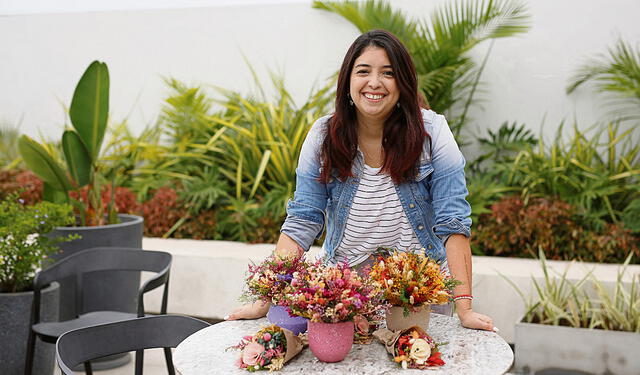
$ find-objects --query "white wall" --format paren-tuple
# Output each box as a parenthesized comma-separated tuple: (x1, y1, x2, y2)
(1, 0, 639, 143)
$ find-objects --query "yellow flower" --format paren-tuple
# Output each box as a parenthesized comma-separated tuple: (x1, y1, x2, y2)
(408, 338, 431, 365)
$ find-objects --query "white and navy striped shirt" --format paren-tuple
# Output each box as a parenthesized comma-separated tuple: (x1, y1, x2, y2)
(332, 164, 423, 267)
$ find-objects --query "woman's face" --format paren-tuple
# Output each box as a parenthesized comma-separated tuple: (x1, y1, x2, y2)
(349, 46, 400, 124)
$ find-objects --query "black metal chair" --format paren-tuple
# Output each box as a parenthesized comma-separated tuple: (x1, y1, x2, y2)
(25, 247, 172, 375)
(56, 315, 210, 375)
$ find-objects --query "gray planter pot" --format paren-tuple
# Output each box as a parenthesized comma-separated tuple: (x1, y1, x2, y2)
(48, 214, 143, 370)
(0, 283, 59, 375)
(49, 214, 143, 319)
(515, 320, 640, 375)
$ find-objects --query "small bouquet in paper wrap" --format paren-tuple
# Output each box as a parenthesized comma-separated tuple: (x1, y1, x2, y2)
(230, 325, 304, 371)
(373, 326, 445, 369)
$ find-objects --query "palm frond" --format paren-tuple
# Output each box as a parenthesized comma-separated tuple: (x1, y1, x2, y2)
(567, 38, 640, 121)
(312, 0, 418, 43)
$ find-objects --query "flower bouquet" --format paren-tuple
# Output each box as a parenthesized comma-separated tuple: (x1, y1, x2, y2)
(230, 324, 304, 371)
(243, 253, 311, 334)
(369, 250, 459, 331)
(373, 326, 445, 370)
(281, 261, 385, 362)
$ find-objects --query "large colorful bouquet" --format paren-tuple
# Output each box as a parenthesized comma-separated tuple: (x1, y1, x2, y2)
(282, 262, 385, 323)
(243, 253, 310, 305)
(369, 250, 459, 313)
(230, 324, 303, 371)
(373, 326, 445, 370)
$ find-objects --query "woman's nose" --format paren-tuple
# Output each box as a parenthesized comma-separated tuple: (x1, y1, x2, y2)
(368, 76, 381, 89)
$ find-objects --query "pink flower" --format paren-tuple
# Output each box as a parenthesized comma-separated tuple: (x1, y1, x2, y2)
(241, 342, 264, 366)
(353, 314, 370, 335)
(263, 332, 272, 341)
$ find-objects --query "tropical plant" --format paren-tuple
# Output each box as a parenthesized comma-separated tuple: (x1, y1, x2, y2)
(567, 38, 640, 123)
(0, 194, 76, 293)
(312, 0, 531, 136)
(0, 123, 22, 170)
(18, 61, 117, 226)
(503, 250, 639, 332)
(501, 250, 598, 328)
(506, 122, 640, 227)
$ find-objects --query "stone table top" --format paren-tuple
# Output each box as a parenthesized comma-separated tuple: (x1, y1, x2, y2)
(174, 314, 513, 375)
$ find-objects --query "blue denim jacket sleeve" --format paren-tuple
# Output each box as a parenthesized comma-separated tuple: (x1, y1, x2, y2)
(280, 116, 330, 250)
(427, 113, 472, 242)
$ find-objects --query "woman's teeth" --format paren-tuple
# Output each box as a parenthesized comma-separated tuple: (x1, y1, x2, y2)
(364, 93, 384, 100)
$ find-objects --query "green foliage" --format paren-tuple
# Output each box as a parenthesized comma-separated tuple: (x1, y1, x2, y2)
(501, 250, 598, 328)
(313, 0, 531, 136)
(503, 250, 639, 332)
(18, 61, 117, 226)
(568, 38, 640, 122)
(0, 123, 22, 170)
(0, 194, 76, 293)
(506, 122, 640, 226)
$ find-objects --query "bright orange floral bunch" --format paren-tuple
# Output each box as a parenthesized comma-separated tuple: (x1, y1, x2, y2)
(369, 251, 459, 311)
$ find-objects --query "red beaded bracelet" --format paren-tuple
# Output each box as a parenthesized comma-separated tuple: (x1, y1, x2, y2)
(453, 294, 473, 302)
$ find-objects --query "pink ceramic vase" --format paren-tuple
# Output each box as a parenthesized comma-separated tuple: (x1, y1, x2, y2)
(307, 321, 354, 362)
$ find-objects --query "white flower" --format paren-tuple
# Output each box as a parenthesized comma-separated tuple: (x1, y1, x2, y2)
(401, 360, 408, 369)
(409, 295, 415, 305)
(387, 279, 394, 286)
(26, 233, 39, 246)
(409, 339, 431, 364)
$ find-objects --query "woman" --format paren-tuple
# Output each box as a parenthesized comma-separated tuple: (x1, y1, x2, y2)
(227, 30, 496, 332)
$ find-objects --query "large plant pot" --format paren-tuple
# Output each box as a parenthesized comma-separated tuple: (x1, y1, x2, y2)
(385, 305, 431, 332)
(307, 321, 354, 362)
(267, 305, 308, 335)
(48, 213, 143, 370)
(515, 320, 640, 375)
(49, 214, 143, 318)
(0, 283, 59, 375)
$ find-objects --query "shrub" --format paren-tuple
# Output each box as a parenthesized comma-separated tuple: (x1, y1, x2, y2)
(0, 169, 43, 205)
(473, 195, 639, 263)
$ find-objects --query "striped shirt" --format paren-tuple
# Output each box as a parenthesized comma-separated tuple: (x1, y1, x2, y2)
(332, 164, 423, 267)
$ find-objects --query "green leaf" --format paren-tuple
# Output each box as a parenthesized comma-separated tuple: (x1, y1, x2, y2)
(62, 130, 92, 187)
(18, 135, 72, 192)
(70, 60, 110, 161)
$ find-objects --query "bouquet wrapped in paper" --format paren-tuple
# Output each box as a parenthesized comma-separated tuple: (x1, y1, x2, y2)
(373, 326, 445, 369)
(230, 325, 304, 371)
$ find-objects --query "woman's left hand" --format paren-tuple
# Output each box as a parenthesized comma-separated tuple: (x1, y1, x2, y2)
(458, 308, 497, 332)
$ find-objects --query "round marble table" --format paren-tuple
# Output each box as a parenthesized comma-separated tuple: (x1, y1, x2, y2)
(174, 314, 513, 375)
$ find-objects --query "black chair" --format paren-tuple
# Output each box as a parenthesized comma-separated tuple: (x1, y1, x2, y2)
(56, 315, 210, 375)
(25, 247, 172, 375)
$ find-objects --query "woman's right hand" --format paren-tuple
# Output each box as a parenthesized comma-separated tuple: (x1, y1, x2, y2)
(225, 300, 270, 321)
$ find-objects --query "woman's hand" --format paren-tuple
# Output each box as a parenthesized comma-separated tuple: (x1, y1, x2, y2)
(457, 308, 498, 332)
(225, 300, 270, 321)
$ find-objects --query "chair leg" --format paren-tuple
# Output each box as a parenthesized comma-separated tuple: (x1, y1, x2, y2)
(164, 347, 175, 375)
(23, 330, 36, 375)
(135, 349, 144, 375)
(84, 361, 93, 375)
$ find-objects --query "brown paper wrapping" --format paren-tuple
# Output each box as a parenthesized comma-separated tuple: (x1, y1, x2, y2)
(281, 327, 304, 363)
(372, 326, 429, 356)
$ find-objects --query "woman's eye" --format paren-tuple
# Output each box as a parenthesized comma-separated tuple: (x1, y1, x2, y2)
(356, 70, 368, 75)
(383, 71, 395, 77)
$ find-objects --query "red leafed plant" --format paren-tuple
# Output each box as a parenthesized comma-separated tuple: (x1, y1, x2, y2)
(473, 195, 639, 263)
(0, 169, 43, 205)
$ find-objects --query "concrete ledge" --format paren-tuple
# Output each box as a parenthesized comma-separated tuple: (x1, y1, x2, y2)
(140, 237, 640, 343)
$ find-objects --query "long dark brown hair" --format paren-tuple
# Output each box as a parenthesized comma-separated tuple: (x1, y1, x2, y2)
(319, 29, 429, 184)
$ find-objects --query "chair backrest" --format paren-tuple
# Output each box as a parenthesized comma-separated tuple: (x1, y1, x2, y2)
(35, 247, 172, 289)
(56, 315, 210, 375)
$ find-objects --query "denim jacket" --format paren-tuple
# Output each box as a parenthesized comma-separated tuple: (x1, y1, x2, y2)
(280, 109, 471, 264)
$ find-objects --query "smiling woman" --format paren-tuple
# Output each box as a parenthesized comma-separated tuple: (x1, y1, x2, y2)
(227, 30, 496, 333)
